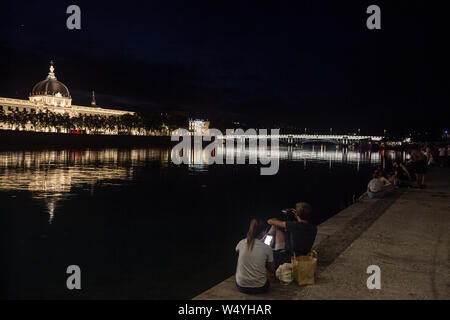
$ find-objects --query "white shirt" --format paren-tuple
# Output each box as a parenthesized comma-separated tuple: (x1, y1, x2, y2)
(368, 178, 384, 193)
(235, 238, 273, 288)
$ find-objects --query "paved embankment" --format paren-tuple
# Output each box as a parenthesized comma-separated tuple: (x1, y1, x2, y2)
(195, 167, 450, 300)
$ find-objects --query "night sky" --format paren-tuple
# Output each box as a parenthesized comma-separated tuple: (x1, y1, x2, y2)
(1, 0, 448, 135)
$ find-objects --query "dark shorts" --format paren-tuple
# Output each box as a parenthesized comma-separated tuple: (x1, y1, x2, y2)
(236, 279, 269, 295)
(413, 160, 427, 174)
(273, 249, 292, 268)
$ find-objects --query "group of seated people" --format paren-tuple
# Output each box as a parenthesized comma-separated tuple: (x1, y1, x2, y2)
(235, 202, 317, 294)
(364, 161, 413, 199)
(365, 150, 427, 199)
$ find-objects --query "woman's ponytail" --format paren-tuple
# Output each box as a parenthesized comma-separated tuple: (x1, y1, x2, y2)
(246, 218, 266, 250)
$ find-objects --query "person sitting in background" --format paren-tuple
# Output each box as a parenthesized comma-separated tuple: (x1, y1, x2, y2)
(266, 202, 317, 268)
(367, 170, 391, 198)
(235, 218, 275, 294)
(392, 161, 411, 187)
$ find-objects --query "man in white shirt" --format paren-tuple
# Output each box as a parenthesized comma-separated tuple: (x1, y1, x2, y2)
(367, 170, 391, 198)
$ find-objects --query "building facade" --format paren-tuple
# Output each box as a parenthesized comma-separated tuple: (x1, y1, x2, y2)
(188, 119, 210, 135)
(0, 61, 135, 133)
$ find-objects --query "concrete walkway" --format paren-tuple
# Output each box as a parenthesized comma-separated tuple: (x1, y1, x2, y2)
(195, 167, 450, 300)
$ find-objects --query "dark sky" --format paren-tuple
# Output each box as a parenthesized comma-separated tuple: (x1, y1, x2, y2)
(1, 0, 448, 135)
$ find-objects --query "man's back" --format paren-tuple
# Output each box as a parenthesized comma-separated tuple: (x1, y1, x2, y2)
(285, 221, 317, 256)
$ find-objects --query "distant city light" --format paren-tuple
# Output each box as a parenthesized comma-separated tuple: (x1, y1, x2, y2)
(189, 119, 210, 135)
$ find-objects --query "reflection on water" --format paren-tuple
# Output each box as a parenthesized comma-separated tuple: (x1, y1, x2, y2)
(182, 144, 403, 171)
(1, 145, 408, 299)
(0, 146, 403, 223)
(0, 149, 169, 223)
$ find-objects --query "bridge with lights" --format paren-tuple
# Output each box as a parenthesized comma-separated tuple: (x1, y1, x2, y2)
(216, 133, 384, 145)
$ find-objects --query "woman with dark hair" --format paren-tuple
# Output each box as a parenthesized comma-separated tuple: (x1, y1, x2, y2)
(392, 161, 411, 187)
(235, 218, 275, 294)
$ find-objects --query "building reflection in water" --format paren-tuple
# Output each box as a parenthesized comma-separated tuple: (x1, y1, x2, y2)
(0, 146, 401, 223)
(0, 149, 170, 223)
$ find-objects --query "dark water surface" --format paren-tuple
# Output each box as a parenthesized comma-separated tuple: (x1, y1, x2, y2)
(0, 146, 404, 299)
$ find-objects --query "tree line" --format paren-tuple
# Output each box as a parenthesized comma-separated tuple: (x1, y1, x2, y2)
(0, 108, 188, 135)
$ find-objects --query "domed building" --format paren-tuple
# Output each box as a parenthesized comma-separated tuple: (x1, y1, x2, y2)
(0, 61, 135, 133)
(29, 61, 72, 108)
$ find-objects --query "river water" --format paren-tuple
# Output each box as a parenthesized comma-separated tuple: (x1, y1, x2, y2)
(0, 145, 405, 299)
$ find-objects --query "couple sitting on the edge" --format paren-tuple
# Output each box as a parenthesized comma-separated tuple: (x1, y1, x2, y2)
(235, 202, 317, 294)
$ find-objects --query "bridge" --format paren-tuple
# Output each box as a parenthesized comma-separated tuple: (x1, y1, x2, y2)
(215, 133, 384, 145)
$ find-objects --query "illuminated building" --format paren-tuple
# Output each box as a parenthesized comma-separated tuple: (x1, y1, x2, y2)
(188, 119, 210, 135)
(0, 61, 134, 133)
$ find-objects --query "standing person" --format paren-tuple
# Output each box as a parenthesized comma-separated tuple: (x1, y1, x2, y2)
(235, 218, 275, 294)
(409, 149, 427, 188)
(447, 145, 450, 166)
(438, 146, 446, 167)
(425, 145, 434, 166)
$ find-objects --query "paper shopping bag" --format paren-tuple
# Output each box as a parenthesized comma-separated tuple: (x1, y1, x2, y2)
(291, 251, 317, 286)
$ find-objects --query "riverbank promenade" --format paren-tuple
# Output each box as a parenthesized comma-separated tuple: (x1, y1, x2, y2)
(195, 166, 450, 300)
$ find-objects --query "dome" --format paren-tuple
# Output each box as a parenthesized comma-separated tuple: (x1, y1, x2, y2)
(31, 78, 71, 98)
(30, 61, 71, 98)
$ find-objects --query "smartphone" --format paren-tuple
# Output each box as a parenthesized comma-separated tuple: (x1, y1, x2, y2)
(264, 234, 273, 246)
